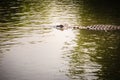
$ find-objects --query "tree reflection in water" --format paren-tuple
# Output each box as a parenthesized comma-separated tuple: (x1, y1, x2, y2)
(64, 30, 120, 80)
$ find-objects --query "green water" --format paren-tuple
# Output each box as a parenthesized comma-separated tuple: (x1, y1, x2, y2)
(0, 0, 120, 80)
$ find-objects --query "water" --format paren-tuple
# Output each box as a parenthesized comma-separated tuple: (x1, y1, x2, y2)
(0, 27, 75, 80)
(0, 0, 120, 80)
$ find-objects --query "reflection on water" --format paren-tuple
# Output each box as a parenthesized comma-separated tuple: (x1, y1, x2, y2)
(0, 0, 120, 80)
(0, 0, 77, 80)
(0, 27, 75, 80)
(65, 30, 120, 80)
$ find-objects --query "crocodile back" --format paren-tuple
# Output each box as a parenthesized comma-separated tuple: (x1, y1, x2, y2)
(86, 25, 120, 31)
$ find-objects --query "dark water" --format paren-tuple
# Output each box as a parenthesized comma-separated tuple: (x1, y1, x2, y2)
(0, 0, 120, 80)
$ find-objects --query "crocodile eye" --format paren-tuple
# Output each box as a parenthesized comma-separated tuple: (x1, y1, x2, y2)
(87, 27, 89, 29)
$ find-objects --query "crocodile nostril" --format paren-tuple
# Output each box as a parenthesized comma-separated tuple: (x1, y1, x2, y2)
(56, 25, 64, 28)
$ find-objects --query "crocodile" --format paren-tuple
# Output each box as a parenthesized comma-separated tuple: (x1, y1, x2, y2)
(56, 24, 120, 31)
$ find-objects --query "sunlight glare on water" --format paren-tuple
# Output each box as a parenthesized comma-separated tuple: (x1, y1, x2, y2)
(0, 27, 76, 80)
(48, 0, 79, 26)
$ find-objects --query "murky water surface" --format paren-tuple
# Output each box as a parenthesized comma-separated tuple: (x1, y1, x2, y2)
(0, 0, 120, 80)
